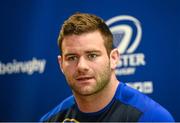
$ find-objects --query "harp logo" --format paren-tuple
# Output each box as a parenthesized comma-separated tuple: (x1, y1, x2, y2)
(63, 118, 79, 123)
(106, 15, 146, 76)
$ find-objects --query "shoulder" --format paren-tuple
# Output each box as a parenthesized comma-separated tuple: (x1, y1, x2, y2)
(138, 103, 175, 122)
(116, 82, 174, 122)
(39, 95, 75, 122)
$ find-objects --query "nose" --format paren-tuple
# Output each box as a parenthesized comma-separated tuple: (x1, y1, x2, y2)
(77, 57, 89, 73)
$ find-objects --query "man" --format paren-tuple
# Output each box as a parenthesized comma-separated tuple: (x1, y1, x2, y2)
(40, 13, 174, 122)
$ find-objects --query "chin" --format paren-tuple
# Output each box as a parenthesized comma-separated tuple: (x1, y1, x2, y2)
(75, 88, 97, 96)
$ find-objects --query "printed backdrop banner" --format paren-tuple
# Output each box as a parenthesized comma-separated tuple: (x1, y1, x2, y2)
(0, 0, 179, 121)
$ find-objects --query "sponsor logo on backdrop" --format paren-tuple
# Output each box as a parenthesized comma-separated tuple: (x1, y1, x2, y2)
(0, 57, 46, 75)
(106, 15, 153, 94)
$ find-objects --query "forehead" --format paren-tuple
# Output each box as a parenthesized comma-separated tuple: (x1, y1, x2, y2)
(61, 31, 106, 54)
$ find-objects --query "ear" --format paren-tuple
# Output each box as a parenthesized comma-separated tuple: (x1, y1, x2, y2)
(57, 55, 64, 74)
(110, 48, 120, 69)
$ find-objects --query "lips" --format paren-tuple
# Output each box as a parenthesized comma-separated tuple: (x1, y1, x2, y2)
(76, 76, 94, 82)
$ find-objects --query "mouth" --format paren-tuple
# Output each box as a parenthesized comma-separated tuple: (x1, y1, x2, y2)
(76, 76, 94, 82)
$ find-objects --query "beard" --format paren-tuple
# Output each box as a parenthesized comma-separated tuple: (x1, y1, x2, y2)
(65, 62, 111, 97)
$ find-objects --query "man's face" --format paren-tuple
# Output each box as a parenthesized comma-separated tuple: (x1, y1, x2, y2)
(59, 31, 112, 96)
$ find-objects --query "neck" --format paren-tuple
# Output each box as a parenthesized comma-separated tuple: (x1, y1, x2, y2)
(73, 73, 119, 113)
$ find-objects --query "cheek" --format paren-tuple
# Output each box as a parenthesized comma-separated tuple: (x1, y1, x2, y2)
(91, 59, 110, 72)
(63, 64, 75, 76)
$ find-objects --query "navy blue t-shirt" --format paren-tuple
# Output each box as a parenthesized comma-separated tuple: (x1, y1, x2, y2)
(40, 82, 174, 122)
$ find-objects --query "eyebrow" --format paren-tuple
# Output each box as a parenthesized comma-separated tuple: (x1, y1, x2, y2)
(64, 53, 77, 57)
(63, 50, 101, 57)
(85, 50, 101, 54)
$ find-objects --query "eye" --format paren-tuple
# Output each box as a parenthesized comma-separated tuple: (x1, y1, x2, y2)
(87, 54, 98, 60)
(66, 55, 78, 61)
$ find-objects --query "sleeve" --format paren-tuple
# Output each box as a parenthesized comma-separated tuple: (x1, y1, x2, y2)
(138, 104, 175, 122)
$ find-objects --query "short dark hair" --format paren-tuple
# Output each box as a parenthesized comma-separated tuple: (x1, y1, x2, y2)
(58, 12, 113, 55)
